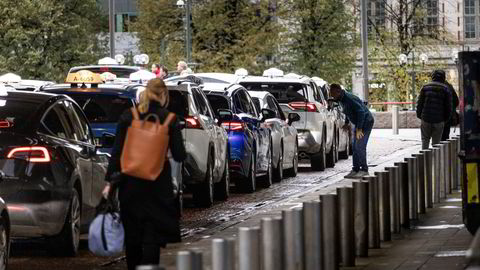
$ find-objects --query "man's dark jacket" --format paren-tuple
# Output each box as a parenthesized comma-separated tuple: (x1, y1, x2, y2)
(416, 81, 452, 124)
(338, 91, 374, 130)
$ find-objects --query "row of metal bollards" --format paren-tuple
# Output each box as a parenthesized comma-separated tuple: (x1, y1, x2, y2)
(166, 136, 462, 270)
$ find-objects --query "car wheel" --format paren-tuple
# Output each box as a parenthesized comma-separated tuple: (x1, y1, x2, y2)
(326, 132, 336, 168)
(273, 146, 283, 182)
(194, 156, 214, 207)
(240, 151, 256, 193)
(51, 188, 81, 256)
(339, 135, 349, 160)
(311, 137, 326, 171)
(334, 130, 339, 163)
(285, 142, 298, 177)
(0, 215, 9, 270)
(260, 147, 273, 188)
(215, 151, 230, 201)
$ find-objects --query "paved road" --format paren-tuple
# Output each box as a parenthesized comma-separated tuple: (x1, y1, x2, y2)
(8, 129, 425, 270)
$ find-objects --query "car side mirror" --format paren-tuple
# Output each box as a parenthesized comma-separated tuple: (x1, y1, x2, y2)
(98, 132, 115, 149)
(261, 108, 276, 121)
(216, 109, 234, 123)
(287, 113, 301, 125)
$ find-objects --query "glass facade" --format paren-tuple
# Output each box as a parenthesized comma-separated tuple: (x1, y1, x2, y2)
(465, 0, 476, 39)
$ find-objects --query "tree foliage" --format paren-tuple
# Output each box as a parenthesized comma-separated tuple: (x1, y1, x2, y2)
(0, 0, 107, 82)
(279, 0, 356, 83)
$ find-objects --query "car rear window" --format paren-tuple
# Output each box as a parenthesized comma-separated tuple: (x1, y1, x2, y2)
(63, 94, 134, 123)
(240, 82, 307, 103)
(70, 67, 138, 79)
(167, 90, 189, 118)
(0, 99, 39, 131)
(206, 94, 230, 116)
(252, 97, 261, 113)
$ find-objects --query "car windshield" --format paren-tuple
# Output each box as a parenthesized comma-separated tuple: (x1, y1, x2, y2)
(252, 97, 261, 113)
(70, 67, 139, 79)
(0, 99, 39, 132)
(240, 82, 307, 103)
(64, 94, 133, 123)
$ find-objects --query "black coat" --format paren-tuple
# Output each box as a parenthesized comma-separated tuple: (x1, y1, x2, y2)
(105, 101, 186, 245)
(416, 81, 452, 124)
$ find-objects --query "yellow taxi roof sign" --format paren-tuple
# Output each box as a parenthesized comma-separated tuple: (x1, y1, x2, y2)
(65, 70, 104, 84)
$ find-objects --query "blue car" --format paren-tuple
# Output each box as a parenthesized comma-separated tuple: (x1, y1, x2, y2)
(203, 83, 272, 192)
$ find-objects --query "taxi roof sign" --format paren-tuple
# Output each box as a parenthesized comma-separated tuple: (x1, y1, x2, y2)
(65, 70, 104, 84)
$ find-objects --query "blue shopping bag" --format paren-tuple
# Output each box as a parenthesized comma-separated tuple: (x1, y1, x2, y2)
(88, 208, 124, 257)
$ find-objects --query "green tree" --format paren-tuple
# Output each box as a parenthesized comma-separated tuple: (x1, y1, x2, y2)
(279, 0, 356, 82)
(192, 0, 281, 74)
(0, 0, 107, 82)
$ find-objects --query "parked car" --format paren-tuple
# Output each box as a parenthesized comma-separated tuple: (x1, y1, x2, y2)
(249, 91, 300, 179)
(238, 68, 336, 171)
(164, 80, 230, 207)
(0, 88, 109, 256)
(0, 193, 10, 270)
(203, 82, 272, 191)
(68, 65, 142, 84)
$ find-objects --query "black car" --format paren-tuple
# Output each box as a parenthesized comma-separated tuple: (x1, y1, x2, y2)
(0, 90, 109, 256)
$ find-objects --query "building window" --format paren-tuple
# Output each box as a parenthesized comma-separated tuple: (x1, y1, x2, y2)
(465, 0, 476, 39)
(425, 0, 438, 35)
(115, 13, 137, 32)
(367, 0, 386, 35)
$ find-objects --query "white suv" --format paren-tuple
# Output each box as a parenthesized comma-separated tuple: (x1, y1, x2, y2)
(238, 69, 336, 171)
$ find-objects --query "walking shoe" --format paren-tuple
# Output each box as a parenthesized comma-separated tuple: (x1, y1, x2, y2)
(353, 170, 369, 179)
(344, 170, 359, 179)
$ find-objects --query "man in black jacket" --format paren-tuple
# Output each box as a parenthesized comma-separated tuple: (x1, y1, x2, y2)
(417, 70, 452, 149)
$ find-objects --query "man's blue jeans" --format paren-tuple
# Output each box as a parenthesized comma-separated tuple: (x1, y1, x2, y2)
(352, 121, 374, 172)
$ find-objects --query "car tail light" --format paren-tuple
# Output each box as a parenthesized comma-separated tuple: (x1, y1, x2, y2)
(289, 102, 318, 112)
(186, 116, 203, 129)
(7, 146, 51, 163)
(221, 121, 245, 131)
(0, 120, 13, 128)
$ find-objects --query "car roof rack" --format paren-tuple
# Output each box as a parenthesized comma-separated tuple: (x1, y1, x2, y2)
(176, 75, 204, 86)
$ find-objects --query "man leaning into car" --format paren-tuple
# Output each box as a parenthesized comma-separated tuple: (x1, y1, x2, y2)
(329, 84, 374, 179)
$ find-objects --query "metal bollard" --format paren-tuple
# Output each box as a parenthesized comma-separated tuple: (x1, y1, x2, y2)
(136, 266, 166, 270)
(321, 194, 339, 270)
(212, 238, 235, 270)
(405, 157, 418, 220)
(456, 136, 462, 188)
(437, 143, 446, 199)
(238, 227, 260, 270)
(192, 251, 203, 270)
(375, 171, 391, 241)
(386, 166, 400, 234)
(441, 141, 451, 195)
(303, 201, 322, 270)
(392, 105, 399, 135)
(421, 150, 433, 208)
(448, 139, 458, 191)
(353, 181, 369, 257)
(363, 175, 380, 248)
(282, 208, 304, 270)
(413, 153, 426, 214)
(432, 146, 441, 203)
(177, 251, 194, 270)
(261, 217, 283, 270)
(337, 187, 355, 267)
(395, 161, 409, 228)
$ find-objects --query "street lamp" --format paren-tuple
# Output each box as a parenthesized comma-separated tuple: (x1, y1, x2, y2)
(177, 0, 192, 64)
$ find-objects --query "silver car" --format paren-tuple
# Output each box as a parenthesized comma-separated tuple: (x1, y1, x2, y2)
(166, 80, 229, 207)
(238, 69, 336, 171)
(249, 91, 299, 180)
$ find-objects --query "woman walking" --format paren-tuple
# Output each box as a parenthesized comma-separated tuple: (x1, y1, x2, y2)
(102, 78, 186, 270)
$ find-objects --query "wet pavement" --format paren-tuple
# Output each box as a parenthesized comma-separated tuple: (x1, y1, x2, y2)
(7, 129, 431, 270)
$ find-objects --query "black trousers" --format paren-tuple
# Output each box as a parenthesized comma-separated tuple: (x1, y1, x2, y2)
(441, 122, 452, 142)
(125, 242, 161, 270)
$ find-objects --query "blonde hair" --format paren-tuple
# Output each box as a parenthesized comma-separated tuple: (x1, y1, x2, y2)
(138, 78, 169, 114)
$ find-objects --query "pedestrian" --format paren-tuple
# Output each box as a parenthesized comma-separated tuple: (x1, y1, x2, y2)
(151, 64, 160, 76)
(416, 69, 452, 149)
(330, 84, 375, 179)
(441, 78, 459, 141)
(158, 65, 169, 79)
(102, 78, 186, 270)
(176, 61, 188, 75)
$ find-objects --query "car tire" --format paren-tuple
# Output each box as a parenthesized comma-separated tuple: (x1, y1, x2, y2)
(0, 214, 9, 270)
(285, 141, 298, 177)
(51, 188, 81, 256)
(240, 151, 256, 193)
(260, 147, 273, 188)
(273, 146, 283, 182)
(339, 135, 349, 160)
(326, 132, 336, 168)
(311, 138, 326, 171)
(334, 130, 339, 163)
(194, 155, 214, 207)
(215, 151, 230, 201)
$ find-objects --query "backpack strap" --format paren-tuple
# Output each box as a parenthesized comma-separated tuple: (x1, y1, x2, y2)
(130, 107, 140, 120)
(163, 113, 176, 126)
